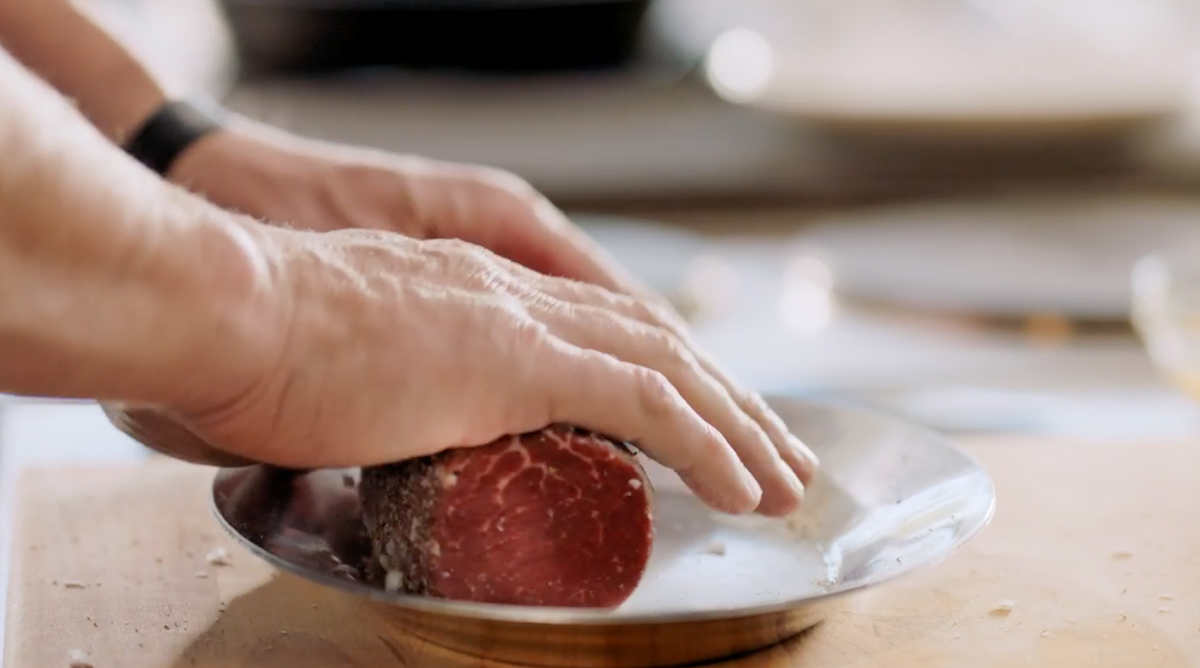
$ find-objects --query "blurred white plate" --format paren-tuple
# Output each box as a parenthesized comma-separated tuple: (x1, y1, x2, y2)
(793, 193, 1200, 319)
(701, 0, 1193, 141)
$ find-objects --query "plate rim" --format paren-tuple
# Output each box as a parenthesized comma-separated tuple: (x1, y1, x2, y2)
(209, 397, 996, 626)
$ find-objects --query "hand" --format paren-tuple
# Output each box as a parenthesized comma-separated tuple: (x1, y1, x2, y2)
(126, 228, 817, 516)
(170, 124, 646, 296)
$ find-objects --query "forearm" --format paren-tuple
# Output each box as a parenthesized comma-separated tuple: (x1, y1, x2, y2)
(0, 49, 280, 408)
(0, 0, 170, 142)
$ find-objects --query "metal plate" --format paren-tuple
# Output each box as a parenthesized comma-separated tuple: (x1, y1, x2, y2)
(211, 397, 995, 667)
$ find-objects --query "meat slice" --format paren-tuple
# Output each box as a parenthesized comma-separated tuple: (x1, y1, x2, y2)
(360, 426, 654, 608)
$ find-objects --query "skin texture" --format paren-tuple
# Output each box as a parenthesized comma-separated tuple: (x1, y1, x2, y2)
(170, 123, 647, 297)
(0, 0, 818, 516)
(185, 229, 771, 514)
(166, 129, 818, 516)
(0, 50, 276, 412)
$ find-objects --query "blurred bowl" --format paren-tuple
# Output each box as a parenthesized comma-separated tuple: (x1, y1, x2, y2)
(1132, 249, 1200, 397)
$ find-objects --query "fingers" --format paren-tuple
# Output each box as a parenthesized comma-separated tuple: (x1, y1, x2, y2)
(532, 302, 806, 516)
(410, 166, 639, 293)
(527, 336, 763, 515)
(418, 239, 814, 515)
(498, 199, 647, 294)
(496, 264, 821, 492)
(704, 368, 819, 486)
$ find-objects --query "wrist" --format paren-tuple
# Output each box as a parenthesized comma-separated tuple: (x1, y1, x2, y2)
(0, 48, 289, 411)
(123, 99, 229, 176)
(0, 133, 287, 408)
(0, 203, 286, 409)
(169, 123, 276, 212)
(132, 206, 291, 412)
(102, 71, 168, 145)
(167, 121, 338, 229)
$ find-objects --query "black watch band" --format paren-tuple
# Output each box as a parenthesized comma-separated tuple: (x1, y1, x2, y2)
(123, 99, 228, 176)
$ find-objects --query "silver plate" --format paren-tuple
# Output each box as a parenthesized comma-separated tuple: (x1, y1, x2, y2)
(211, 397, 995, 667)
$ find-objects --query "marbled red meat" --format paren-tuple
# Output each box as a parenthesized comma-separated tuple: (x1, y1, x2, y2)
(360, 426, 654, 608)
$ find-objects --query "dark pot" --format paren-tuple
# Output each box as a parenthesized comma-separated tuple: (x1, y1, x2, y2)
(220, 0, 654, 77)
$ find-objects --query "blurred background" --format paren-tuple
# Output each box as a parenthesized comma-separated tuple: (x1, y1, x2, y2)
(11, 0, 1200, 466)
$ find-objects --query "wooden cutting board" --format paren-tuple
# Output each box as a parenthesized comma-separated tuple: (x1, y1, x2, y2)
(6, 437, 1200, 668)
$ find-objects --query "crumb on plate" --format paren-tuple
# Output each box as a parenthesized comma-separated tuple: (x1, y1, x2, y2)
(205, 548, 232, 566)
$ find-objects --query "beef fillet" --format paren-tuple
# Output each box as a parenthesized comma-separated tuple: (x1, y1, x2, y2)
(360, 425, 654, 608)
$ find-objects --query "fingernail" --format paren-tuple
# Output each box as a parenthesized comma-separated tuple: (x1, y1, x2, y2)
(737, 464, 764, 507)
(706, 423, 762, 510)
(680, 469, 758, 515)
(757, 473, 805, 517)
(781, 461, 807, 498)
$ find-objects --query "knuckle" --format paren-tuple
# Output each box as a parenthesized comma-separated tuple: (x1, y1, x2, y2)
(473, 167, 536, 198)
(522, 287, 567, 314)
(617, 294, 655, 321)
(421, 237, 470, 260)
(424, 239, 506, 283)
(495, 308, 549, 369)
(338, 227, 396, 247)
(508, 317, 562, 424)
(644, 326, 692, 367)
(632, 366, 679, 419)
(622, 295, 679, 329)
(463, 243, 505, 269)
(509, 315, 551, 351)
(739, 391, 788, 432)
(626, 318, 698, 377)
(647, 300, 687, 331)
(740, 390, 775, 419)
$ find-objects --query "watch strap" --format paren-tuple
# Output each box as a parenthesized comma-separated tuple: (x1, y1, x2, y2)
(123, 99, 228, 176)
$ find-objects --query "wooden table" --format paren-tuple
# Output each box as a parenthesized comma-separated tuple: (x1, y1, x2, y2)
(5, 435, 1200, 668)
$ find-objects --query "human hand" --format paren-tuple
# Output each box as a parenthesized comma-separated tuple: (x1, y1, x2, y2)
(170, 124, 646, 296)
(121, 228, 816, 516)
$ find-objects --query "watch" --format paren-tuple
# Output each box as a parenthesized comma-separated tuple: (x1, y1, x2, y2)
(123, 99, 229, 176)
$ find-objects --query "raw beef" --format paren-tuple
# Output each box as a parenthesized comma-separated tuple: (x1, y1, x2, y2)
(360, 425, 654, 608)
